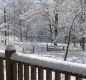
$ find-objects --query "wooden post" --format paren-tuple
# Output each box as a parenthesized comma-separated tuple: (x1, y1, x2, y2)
(76, 77, 82, 80)
(24, 64, 29, 80)
(31, 66, 36, 80)
(0, 58, 4, 80)
(55, 71, 61, 80)
(38, 68, 43, 80)
(18, 62, 23, 80)
(63, 46, 64, 50)
(5, 44, 16, 80)
(46, 69, 52, 80)
(47, 44, 48, 51)
(33, 47, 34, 53)
(12, 61, 17, 80)
(65, 74, 70, 80)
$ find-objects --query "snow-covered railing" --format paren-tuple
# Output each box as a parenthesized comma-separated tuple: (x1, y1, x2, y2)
(0, 50, 5, 58)
(0, 44, 86, 80)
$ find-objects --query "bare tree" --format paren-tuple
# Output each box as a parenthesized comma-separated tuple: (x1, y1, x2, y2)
(64, 4, 86, 60)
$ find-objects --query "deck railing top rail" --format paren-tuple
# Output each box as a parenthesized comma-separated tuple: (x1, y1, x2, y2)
(11, 52, 86, 77)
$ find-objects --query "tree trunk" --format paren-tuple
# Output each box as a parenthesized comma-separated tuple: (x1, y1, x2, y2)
(14, 12, 16, 42)
(49, 24, 53, 42)
(64, 12, 81, 61)
(19, 20, 23, 42)
(4, 8, 7, 45)
(64, 29, 71, 61)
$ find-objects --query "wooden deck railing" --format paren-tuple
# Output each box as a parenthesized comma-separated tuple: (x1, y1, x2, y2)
(0, 44, 86, 80)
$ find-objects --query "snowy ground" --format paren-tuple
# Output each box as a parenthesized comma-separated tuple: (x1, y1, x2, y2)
(16, 42, 86, 64)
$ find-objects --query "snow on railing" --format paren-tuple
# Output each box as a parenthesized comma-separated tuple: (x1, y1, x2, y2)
(0, 44, 86, 80)
(11, 52, 86, 76)
(0, 50, 5, 58)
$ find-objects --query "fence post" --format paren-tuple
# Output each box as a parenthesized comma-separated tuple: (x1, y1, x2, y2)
(5, 44, 16, 80)
(33, 47, 34, 53)
(47, 44, 48, 51)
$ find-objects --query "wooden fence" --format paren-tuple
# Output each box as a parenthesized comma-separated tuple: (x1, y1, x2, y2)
(0, 45, 86, 80)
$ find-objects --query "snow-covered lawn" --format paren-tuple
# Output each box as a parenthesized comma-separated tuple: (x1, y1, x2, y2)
(20, 42, 86, 64)
(0, 39, 86, 64)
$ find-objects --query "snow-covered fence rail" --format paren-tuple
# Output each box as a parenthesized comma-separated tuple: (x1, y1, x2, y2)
(47, 44, 66, 51)
(0, 45, 86, 80)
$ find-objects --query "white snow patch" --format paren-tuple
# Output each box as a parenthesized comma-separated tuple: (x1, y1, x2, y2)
(0, 50, 5, 58)
(6, 44, 16, 50)
(11, 52, 86, 76)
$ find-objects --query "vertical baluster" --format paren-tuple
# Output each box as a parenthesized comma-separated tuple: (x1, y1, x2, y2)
(46, 69, 52, 80)
(38, 67, 43, 80)
(65, 74, 70, 80)
(18, 62, 23, 80)
(76, 76, 82, 80)
(0, 58, 4, 80)
(12, 61, 17, 80)
(24, 64, 29, 80)
(31, 66, 36, 80)
(55, 71, 61, 80)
